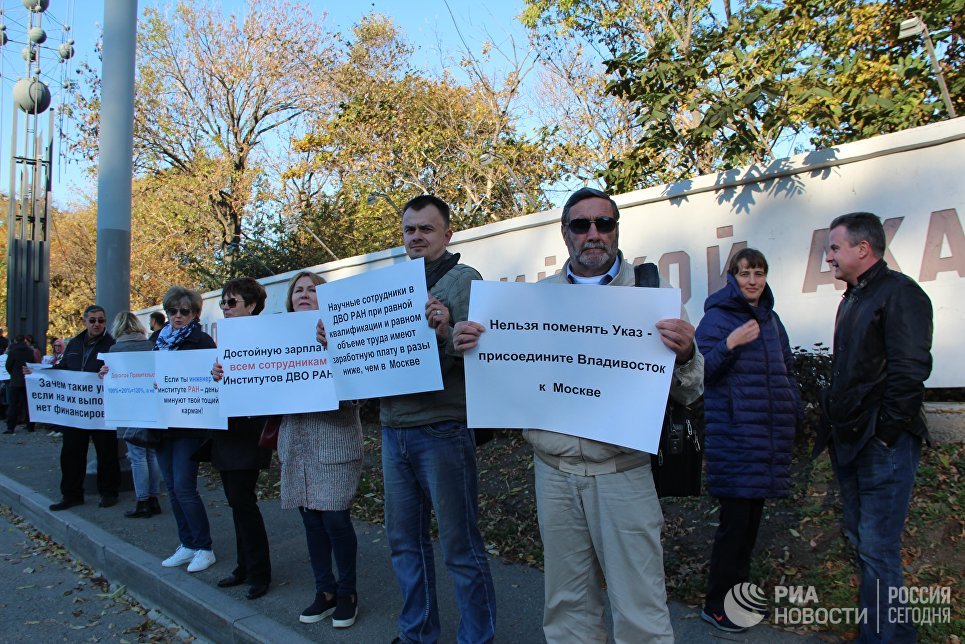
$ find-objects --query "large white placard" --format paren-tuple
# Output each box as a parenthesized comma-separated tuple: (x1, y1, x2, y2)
(217, 311, 338, 416)
(318, 258, 444, 400)
(25, 369, 109, 430)
(101, 352, 164, 428)
(465, 281, 680, 454)
(155, 349, 227, 430)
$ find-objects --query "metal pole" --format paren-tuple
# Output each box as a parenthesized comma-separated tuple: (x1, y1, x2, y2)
(921, 31, 957, 118)
(95, 0, 139, 320)
(294, 220, 339, 261)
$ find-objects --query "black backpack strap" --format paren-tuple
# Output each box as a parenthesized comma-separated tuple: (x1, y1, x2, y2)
(633, 262, 660, 288)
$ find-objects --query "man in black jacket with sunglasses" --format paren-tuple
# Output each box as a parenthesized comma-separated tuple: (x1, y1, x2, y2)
(48, 305, 117, 511)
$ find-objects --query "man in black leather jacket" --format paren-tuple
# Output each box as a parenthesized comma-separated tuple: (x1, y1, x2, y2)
(49, 305, 118, 511)
(815, 212, 932, 643)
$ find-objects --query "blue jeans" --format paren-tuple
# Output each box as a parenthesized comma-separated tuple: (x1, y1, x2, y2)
(126, 441, 161, 501)
(300, 508, 357, 596)
(155, 437, 212, 551)
(382, 422, 496, 644)
(831, 431, 921, 643)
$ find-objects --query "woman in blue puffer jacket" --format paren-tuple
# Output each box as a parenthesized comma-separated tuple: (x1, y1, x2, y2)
(696, 248, 801, 633)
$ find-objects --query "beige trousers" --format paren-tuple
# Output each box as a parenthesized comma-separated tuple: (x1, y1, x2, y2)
(535, 457, 674, 643)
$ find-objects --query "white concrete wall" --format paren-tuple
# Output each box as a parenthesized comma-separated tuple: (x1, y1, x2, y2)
(145, 118, 965, 387)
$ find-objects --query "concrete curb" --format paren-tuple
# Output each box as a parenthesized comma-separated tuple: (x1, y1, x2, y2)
(0, 472, 312, 644)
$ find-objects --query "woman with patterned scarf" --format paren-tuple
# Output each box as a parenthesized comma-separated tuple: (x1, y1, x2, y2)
(154, 286, 219, 574)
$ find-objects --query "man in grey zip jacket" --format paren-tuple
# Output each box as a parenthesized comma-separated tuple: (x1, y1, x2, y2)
(454, 187, 702, 643)
(379, 195, 496, 644)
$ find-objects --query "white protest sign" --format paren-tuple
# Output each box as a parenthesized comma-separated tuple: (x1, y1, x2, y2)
(25, 369, 109, 430)
(0, 355, 8, 381)
(318, 258, 444, 400)
(465, 280, 680, 454)
(155, 349, 227, 430)
(217, 310, 338, 416)
(101, 352, 164, 428)
(28, 362, 52, 370)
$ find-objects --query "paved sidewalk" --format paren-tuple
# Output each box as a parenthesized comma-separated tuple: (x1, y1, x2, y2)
(0, 429, 825, 643)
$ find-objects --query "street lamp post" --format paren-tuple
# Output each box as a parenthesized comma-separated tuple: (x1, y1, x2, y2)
(290, 218, 339, 261)
(898, 15, 957, 118)
(367, 191, 403, 216)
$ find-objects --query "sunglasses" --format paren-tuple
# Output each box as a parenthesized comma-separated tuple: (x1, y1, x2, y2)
(86, 318, 106, 324)
(220, 297, 242, 308)
(566, 217, 617, 234)
(166, 307, 192, 317)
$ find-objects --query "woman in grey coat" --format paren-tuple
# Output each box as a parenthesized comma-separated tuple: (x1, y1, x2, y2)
(101, 312, 161, 518)
(281, 270, 363, 629)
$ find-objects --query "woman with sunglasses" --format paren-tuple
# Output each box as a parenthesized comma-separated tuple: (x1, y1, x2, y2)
(278, 270, 363, 628)
(208, 278, 273, 600)
(695, 248, 802, 633)
(154, 286, 218, 574)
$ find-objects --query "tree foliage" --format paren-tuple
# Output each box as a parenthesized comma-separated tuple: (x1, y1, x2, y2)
(69, 0, 337, 261)
(523, 0, 964, 192)
(46, 180, 205, 337)
(286, 14, 558, 258)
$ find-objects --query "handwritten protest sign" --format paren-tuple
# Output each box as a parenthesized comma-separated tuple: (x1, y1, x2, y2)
(100, 352, 163, 428)
(217, 310, 338, 416)
(25, 369, 109, 430)
(464, 280, 680, 454)
(318, 259, 444, 400)
(155, 349, 227, 430)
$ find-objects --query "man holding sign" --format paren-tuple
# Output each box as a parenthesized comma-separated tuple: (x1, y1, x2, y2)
(455, 188, 703, 643)
(377, 195, 496, 644)
(49, 305, 118, 511)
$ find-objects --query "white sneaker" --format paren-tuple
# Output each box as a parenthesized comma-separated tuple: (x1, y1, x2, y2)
(162, 545, 197, 568)
(186, 549, 216, 573)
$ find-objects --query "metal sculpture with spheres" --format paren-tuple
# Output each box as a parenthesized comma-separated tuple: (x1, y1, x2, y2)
(2, 0, 80, 351)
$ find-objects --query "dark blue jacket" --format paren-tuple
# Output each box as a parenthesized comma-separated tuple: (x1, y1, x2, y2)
(696, 274, 801, 498)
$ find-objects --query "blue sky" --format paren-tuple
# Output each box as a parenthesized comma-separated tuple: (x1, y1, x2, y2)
(0, 0, 533, 210)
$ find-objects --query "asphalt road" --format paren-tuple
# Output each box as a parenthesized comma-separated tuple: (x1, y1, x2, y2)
(0, 506, 195, 643)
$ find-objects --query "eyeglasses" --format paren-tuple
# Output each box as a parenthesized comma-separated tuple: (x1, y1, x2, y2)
(86, 318, 106, 324)
(566, 217, 617, 234)
(220, 297, 242, 309)
(166, 307, 192, 317)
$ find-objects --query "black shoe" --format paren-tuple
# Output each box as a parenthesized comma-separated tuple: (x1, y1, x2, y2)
(217, 573, 247, 588)
(124, 501, 153, 518)
(98, 495, 119, 508)
(2, 430, 13, 435)
(26, 425, 35, 432)
(147, 496, 162, 515)
(49, 498, 84, 511)
(299, 593, 337, 624)
(246, 583, 270, 600)
(701, 607, 748, 633)
(333, 593, 358, 628)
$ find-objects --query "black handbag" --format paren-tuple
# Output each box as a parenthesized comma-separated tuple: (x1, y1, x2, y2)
(651, 401, 703, 497)
(634, 262, 704, 498)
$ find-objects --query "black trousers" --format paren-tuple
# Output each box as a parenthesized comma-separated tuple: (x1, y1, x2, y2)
(220, 469, 271, 584)
(705, 497, 766, 609)
(5, 385, 33, 430)
(60, 428, 121, 500)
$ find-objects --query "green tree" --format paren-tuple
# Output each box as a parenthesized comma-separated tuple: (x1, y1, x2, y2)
(287, 14, 559, 258)
(523, 0, 963, 192)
